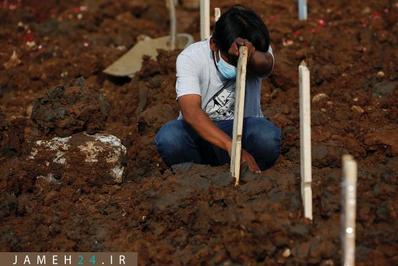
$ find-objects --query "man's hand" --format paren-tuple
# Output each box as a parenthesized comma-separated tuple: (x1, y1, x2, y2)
(227, 142, 261, 174)
(241, 149, 261, 173)
(228, 37, 256, 63)
(227, 37, 273, 77)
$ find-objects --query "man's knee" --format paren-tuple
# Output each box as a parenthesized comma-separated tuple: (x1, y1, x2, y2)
(155, 120, 185, 157)
(155, 120, 201, 166)
(243, 117, 281, 169)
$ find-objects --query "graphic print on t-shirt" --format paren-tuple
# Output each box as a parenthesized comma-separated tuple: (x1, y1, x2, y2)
(205, 81, 235, 120)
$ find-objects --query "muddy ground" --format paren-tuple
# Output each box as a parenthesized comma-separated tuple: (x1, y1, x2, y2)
(0, 0, 397, 265)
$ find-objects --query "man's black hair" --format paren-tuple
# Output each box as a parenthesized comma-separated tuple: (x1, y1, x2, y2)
(212, 5, 270, 54)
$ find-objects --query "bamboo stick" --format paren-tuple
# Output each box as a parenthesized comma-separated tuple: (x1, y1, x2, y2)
(168, 0, 176, 50)
(231, 46, 248, 186)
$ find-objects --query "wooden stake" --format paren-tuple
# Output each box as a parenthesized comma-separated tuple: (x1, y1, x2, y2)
(214, 7, 221, 22)
(299, 61, 312, 220)
(200, 0, 210, 40)
(168, 0, 176, 50)
(298, 0, 308, 21)
(231, 46, 248, 186)
(341, 155, 357, 266)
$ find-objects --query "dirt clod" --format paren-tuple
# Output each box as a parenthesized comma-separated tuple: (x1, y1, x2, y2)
(31, 79, 109, 137)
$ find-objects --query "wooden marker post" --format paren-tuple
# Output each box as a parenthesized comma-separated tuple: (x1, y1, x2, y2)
(341, 155, 357, 266)
(299, 61, 312, 220)
(168, 0, 176, 50)
(231, 46, 248, 186)
(200, 0, 210, 40)
(214, 7, 221, 22)
(298, 0, 308, 20)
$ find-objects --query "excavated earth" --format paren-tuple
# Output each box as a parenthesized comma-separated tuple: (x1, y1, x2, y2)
(0, 0, 397, 265)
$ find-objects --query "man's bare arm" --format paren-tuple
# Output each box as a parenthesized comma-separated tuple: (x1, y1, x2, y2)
(248, 50, 274, 76)
(178, 95, 232, 152)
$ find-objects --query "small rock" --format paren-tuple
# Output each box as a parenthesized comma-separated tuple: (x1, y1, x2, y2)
(362, 7, 371, 15)
(26, 105, 33, 118)
(3, 51, 21, 70)
(351, 105, 365, 114)
(312, 93, 329, 103)
(376, 71, 385, 78)
(26, 41, 36, 48)
(282, 39, 294, 47)
(282, 248, 291, 258)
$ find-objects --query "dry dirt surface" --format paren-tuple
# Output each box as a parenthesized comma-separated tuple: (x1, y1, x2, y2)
(1, 0, 397, 265)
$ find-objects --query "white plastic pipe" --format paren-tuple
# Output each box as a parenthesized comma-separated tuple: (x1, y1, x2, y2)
(298, 0, 308, 20)
(299, 61, 312, 220)
(341, 155, 357, 266)
(200, 0, 210, 40)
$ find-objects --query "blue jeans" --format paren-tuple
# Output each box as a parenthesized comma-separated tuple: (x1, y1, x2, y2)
(155, 117, 281, 171)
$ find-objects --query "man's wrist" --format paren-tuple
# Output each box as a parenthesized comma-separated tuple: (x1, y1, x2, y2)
(224, 140, 232, 154)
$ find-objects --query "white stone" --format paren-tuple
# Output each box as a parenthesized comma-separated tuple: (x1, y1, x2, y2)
(28, 133, 126, 184)
(282, 248, 291, 258)
(312, 93, 329, 103)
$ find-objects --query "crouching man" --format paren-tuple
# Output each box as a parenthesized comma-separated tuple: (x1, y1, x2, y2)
(155, 5, 281, 173)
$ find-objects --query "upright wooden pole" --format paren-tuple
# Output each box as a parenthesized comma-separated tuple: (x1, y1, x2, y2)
(299, 61, 312, 220)
(168, 0, 176, 50)
(200, 0, 210, 40)
(231, 46, 248, 186)
(341, 155, 357, 266)
(298, 0, 308, 20)
(214, 7, 221, 22)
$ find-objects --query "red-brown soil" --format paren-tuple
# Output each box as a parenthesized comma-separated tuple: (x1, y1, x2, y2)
(0, 0, 397, 265)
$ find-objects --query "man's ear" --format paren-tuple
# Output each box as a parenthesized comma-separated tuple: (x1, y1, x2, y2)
(210, 37, 218, 52)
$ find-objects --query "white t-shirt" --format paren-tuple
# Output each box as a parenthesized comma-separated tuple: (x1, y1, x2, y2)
(176, 39, 274, 121)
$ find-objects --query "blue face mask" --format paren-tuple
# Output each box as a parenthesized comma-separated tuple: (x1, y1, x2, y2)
(215, 50, 237, 80)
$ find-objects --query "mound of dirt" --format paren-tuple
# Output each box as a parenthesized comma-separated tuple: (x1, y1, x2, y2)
(0, 0, 397, 265)
(31, 79, 110, 137)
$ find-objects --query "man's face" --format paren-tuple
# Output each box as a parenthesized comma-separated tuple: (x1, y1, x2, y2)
(210, 37, 238, 67)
